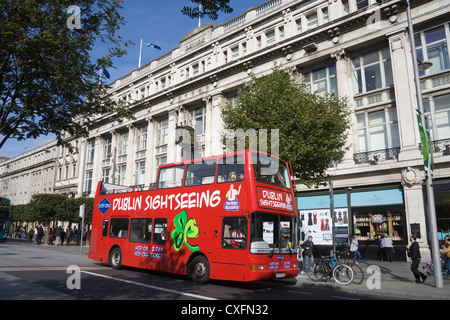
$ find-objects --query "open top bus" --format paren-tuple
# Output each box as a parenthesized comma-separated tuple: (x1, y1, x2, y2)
(88, 150, 298, 283)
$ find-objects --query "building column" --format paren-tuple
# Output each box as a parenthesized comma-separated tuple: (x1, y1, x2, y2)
(167, 109, 178, 164)
(125, 124, 135, 186)
(388, 29, 422, 161)
(91, 136, 101, 196)
(110, 130, 118, 185)
(145, 116, 155, 186)
(211, 93, 225, 156)
(76, 138, 87, 197)
(401, 167, 430, 261)
(331, 48, 356, 168)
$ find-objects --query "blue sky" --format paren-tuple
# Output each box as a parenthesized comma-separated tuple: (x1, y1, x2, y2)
(1, 0, 265, 158)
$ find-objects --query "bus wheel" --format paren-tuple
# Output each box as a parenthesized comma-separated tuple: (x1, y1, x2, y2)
(109, 247, 122, 270)
(190, 256, 210, 284)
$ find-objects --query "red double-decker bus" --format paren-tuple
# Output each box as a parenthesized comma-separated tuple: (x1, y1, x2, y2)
(88, 150, 298, 283)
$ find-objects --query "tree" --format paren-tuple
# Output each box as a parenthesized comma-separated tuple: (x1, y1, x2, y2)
(221, 66, 352, 187)
(181, 0, 233, 21)
(0, 0, 133, 150)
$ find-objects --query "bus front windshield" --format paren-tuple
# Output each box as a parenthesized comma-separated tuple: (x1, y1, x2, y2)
(250, 212, 295, 255)
(252, 153, 291, 189)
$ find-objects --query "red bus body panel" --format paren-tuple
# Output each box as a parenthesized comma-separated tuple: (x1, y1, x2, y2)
(88, 150, 298, 282)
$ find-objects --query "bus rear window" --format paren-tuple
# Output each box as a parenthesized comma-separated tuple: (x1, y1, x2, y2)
(252, 153, 291, 189)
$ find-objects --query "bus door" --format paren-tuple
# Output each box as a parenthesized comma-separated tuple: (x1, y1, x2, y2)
(216, 216, 249, 281)
(95, 218, 110, 260)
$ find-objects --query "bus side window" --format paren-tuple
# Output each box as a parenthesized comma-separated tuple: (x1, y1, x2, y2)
(217, 155, 245, 183)
(153, 218, 167, 245)
(102, 220, 109, 237)
(109, 218, 129, 238)
(157, 165, 185, 189)
(129, 218, 152, 243)
(222, 217, 247, 249)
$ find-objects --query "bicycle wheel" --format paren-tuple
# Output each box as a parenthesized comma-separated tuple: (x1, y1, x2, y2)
(333, 264, 353, 285)
(351, 263, 364, 285)
(307, 263, 324, 282)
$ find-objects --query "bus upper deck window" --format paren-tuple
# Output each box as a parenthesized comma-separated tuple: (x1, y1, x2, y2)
(157, 165, 185, 189)
(217, 155, 245, 183)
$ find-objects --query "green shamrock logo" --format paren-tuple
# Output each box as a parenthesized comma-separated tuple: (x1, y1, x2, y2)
(171, 210, 200, 252)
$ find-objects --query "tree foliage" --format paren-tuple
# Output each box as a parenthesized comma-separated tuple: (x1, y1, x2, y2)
(0, 0, 133, 150)
(181, 0, 233, 21)
(11, 194, 94, 225)
(221, 66, 352, 187)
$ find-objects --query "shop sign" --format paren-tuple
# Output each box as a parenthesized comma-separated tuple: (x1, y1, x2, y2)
(371, 214, 384, 223)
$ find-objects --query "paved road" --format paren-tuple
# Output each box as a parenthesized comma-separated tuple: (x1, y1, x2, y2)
(1, 240, 449, 305)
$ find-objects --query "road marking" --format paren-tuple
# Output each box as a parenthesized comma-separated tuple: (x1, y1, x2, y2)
(0, 266, 108, 272)
(81, 270, 218, 300)
(331, 295, 360, 300)
(286, 290, 312, 295)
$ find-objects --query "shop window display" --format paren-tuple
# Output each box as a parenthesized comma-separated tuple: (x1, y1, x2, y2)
(353, 210, 404, 241)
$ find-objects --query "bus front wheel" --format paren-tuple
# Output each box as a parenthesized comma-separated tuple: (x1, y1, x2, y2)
(190, 255, 210, 284)
(109, 247, 122, 270)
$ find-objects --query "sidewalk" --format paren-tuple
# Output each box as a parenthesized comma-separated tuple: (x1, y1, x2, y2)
(296, 260, 450, 300)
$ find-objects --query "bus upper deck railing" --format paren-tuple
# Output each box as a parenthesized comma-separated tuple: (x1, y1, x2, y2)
(99, 183, 156, 195)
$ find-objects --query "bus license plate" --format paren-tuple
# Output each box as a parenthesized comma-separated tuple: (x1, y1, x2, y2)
(276, 272, 285, 278)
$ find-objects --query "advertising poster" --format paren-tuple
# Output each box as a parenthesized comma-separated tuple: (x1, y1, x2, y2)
(298, 208, 349, 245)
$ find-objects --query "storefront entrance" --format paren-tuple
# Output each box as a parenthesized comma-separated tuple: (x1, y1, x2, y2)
(297, 185, 407, 261)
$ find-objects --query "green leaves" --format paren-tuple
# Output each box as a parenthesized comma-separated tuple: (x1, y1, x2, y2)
(171, 210, 200, 252)
(0, 0, 133, 150)
(182, 0, 233, 21)
(221, 65, 352, 187)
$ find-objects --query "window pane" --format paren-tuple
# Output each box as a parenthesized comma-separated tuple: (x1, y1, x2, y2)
(425, 26, 446, 44)
(153, 218, 167, 245)
(363, 51, 379, 65)
(222, 217, 247, 249)
(130, 218, 152, 243)
(110, 218, 129, 238)
(427, 42, 450, 73)
(364, 64, 382, 92)
(217, 155, 245, 183)
(185, 160, 217, 186)
(353, 69, 362, 94)
(158, 165, 184, 189)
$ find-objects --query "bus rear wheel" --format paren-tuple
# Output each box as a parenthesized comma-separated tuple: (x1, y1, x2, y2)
(109, 247, 122, 270)
(190, 256, 210, 284)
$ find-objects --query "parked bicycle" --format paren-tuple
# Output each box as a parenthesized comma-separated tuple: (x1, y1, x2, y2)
(307, 255, 354, 285)
(336, 248, 365, 285)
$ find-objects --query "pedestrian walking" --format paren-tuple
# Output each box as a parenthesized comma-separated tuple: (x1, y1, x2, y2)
(66, 227, 73, 245)
(60, 229, 66, 245)
(440, 243, 450, 275)
(382, 233, 394, 262)
(301, 236, 314, 274)
(54, 227, 61, 245)
(378, 234, 386, 262)
(297, 240, 303, 272)
(406, 234, 427, 283)
(350, 235, 361, 265)
(28, 228, 34, 242)
(36, 225, 44, 244)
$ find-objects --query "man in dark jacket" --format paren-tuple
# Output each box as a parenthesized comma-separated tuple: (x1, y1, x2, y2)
(407, 234, 427, 283)
(301, 236, 314, 273)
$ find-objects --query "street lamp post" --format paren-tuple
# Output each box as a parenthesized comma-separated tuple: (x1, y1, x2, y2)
(405, 0, 443, 288)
